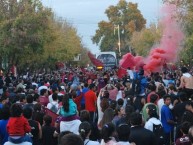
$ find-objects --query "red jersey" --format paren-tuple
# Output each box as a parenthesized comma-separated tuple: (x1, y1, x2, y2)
(85, 90, 97, 112)
(39, 96, 49, 106)
(7, 116, 31, 136)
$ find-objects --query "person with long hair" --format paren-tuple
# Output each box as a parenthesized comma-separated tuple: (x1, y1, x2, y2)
(98, 108, 114, 130)
(58, 93, 77, 117)
(79, 121, 99, 145)
(101, 122, 118, 145)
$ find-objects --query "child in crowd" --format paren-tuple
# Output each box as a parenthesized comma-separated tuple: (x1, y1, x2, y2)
(7, 104, 32, 144)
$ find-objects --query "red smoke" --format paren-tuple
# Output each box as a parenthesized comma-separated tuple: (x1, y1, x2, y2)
(118, 3, 184, 77)
(144, 3, 184, 72)
(117, 53, 144, 78)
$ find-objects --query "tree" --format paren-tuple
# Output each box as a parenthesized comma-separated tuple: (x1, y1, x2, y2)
(0, 0, 84, 71)
(0, 0, 52, 69)
(92, 0, 146, 55)
(130, 23, 162, 56)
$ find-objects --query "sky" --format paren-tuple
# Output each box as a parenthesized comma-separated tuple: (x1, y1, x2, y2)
(41, 0, 163, 53)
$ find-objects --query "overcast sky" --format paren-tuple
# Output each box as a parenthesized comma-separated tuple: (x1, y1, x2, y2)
(41, 0, 163, 53)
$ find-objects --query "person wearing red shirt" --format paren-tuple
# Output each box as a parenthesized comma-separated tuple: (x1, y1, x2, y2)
(7, 104, 31, 144)
(39, 89, 49, 107)
(85, 84, 97, 122)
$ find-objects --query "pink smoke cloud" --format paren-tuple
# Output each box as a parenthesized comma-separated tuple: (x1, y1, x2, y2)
(118, 3, 184, 77)
(143, 3, 184, 72)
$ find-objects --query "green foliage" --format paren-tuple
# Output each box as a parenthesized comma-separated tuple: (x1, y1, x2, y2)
(92, 0, 146, 53)
(130, 24, 162, 56)
(0, 0, 52, 66)
(0, 0, 84, 71)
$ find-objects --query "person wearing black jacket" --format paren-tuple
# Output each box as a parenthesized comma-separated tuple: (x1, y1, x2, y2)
(129, 112, 158, 145)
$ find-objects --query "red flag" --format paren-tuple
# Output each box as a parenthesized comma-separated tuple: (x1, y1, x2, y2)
(117, 53, 135, 78)
(88, 51, 103, 67)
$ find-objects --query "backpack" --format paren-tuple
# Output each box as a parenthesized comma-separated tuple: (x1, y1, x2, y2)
(152, 124, 165, 145)
(50, 103, 58, 113)
(132, 76, 142, 96)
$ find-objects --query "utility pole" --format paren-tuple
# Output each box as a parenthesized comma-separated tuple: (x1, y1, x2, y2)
(114, 24, 121, 56)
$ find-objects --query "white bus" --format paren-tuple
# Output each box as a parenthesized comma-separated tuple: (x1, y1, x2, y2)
(96, 52, 117, 69)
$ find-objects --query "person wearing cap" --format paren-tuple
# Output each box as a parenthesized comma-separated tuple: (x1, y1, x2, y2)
(179, 67, 193, 97)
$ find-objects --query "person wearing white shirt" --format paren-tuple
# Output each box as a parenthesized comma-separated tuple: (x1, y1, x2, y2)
(145, 105, 162, 132)
(47, 93, 59, 113)
(48, 86, 58, 103)
(127, 67, 134, 80)
(79, 121, 100, 145)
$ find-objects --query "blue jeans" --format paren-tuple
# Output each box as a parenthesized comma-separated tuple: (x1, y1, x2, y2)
(9, 135, 32, 144)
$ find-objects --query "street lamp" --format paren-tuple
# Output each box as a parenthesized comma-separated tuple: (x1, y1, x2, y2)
(114, 25, 121, 56)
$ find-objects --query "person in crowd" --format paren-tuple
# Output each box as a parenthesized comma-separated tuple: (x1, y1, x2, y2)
(0, 95, 9, 109)
(39, 89, 49, 107)
(145, 105, 162, 131)
(117, 124, 135, 145)
(57, 131, 72, 145)
(129, 112, 157, 145)
(81, 83, 89, 110)
(7, 104, 31, 144)
(84, 84, 97, 122)
(146, 83, 159, 104)
(127, 67, 134, 80)
(47, 92, 59, 113)
(107, 84, 118, 101)
(175, 122, 191, 145)
(58, 93, 77, 117)
(23, 94, 34, 110)
(116, 105, 134, 127)
(179, 67, 193, 98)
(112, 105, 125, 127)
(142, 94, 159, 122)
(173, 92, 189, 123)
(42, 115, 58, 145)
(80, 110, 100, 141)
(157, 87, 167, 118)
(79, 121, 100, 145)
(23, 107, 42, 145)
(0, 104, 10, 145)
(48, 86, 58, 103)
(59, 112, 81, 134)
(72, 88, 83, 112)
(132, 69, 148, 112)
(161, 95, 177, 145)
(15, 94, 26, 107)
(32, 103, 45, 126)
(97, 88, 109, 126)
(101, 122, 118, 145)
(99, 108, 114, 130)
(60, 133, 84, 145)
(16, 79, 25, 92)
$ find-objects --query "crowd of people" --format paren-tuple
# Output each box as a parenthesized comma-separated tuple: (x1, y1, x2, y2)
(0, 66, 193, 145)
